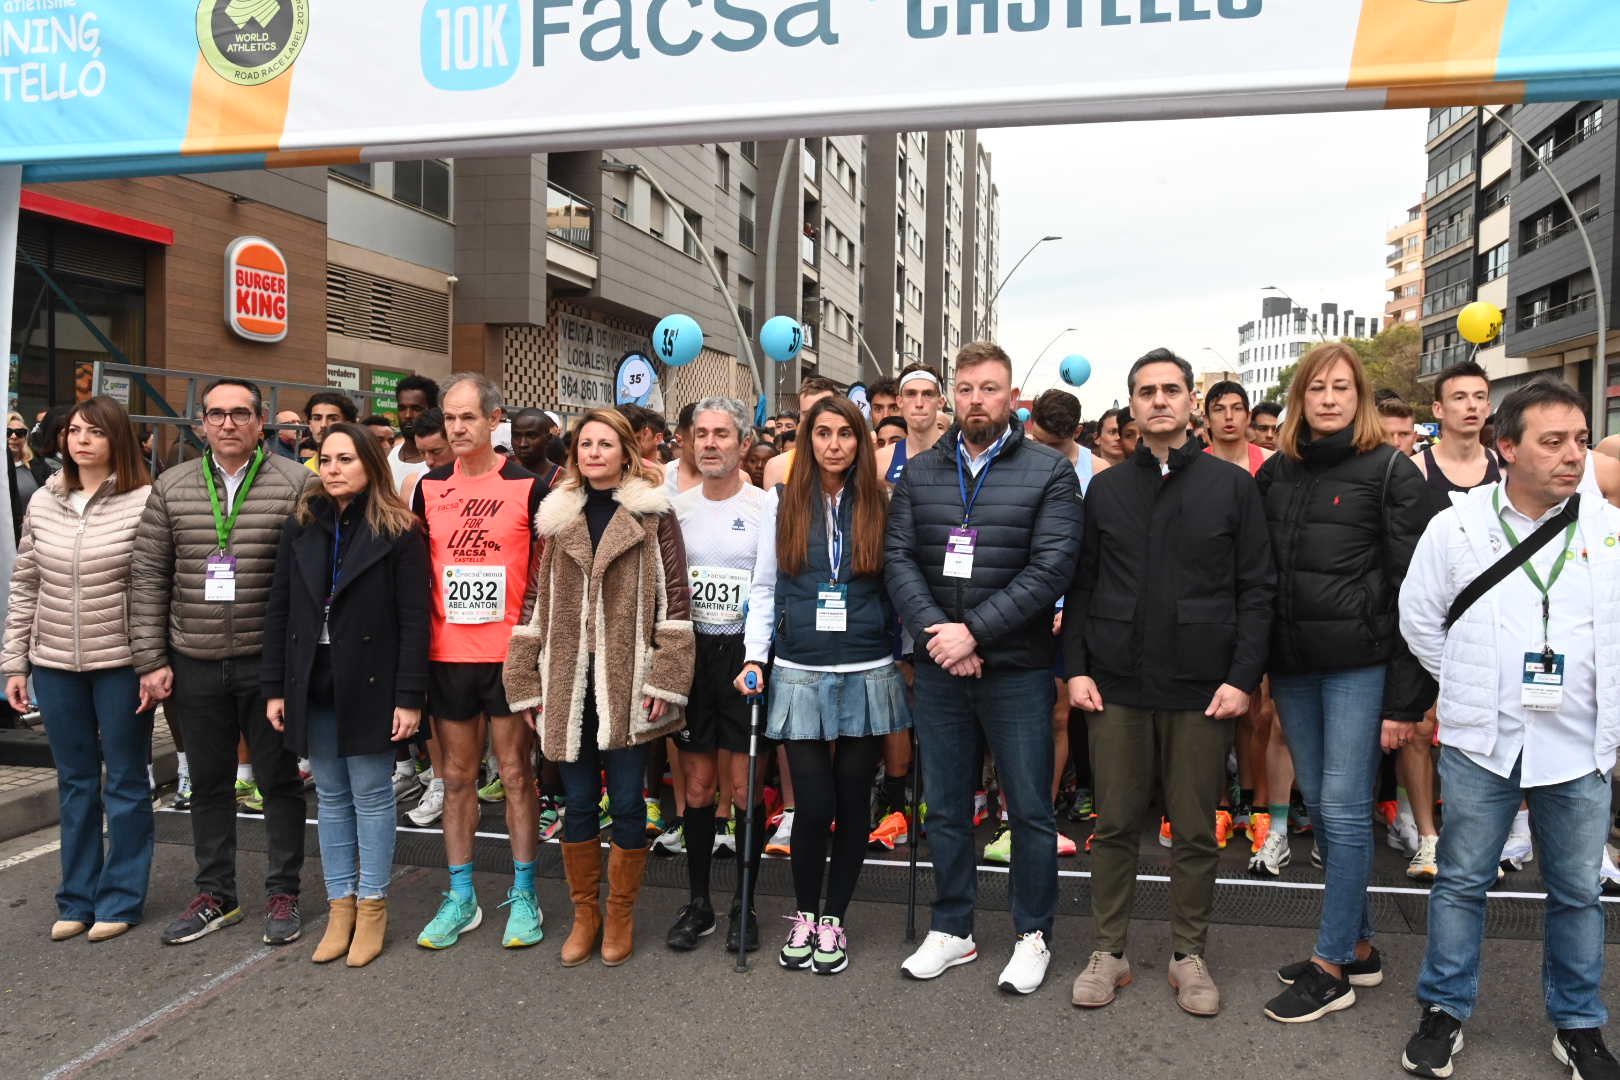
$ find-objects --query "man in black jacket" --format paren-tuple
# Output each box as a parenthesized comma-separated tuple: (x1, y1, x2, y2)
(1062, 348, 1275, 1017)
(886, 341, 1084, 996)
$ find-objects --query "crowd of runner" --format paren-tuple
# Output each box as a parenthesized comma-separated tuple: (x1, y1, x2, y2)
(7, 343, 1620, 1078)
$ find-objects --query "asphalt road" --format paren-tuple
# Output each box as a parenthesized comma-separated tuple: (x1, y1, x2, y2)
(1, 825, 1612, 1080)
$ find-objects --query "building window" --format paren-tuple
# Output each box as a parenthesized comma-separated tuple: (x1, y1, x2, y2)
(1425, 130, 1474, 199)
(682, 208, 703, 259)
(738, 186, 755, 250)
(1479, 242, 1510, 284)
(329, 163, 373, 188)
(393, 159, 451, 219)
(739, 141, 756, 164)
(715, 147, 730, 191)
(1426, 106, 1472, 141)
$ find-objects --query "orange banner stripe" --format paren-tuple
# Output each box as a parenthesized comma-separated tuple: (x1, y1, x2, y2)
(180, 56, 297, 157)
(1349, 0, 1512, 89)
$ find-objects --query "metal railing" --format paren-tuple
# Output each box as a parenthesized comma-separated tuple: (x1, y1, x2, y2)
(545, 182, 594, 252)
(1518, 291, 1597, 332)
(1419, 344, 1470, 377)
(1424, 215, 1474, 258)
(1523, 116, 1604, 176)
(1520, 206, 1600, 255)
(92, 361, 387, 433)
(1422, 282, 1471, 318)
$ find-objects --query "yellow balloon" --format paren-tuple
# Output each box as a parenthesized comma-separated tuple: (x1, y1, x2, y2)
(1457, 301, 1503, 345)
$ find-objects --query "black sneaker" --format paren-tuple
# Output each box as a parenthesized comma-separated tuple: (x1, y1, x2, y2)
(1402, 1006, 1464, 1077)
(665, 897, 717, 951)
(262, 893, 301, 945)
(161, 893, 242, 945)
(1554, 1028, 1620, 1080)
(1278, 946, 1384, 987)
(724, 904, 760, 954)
(1263, 961, 1355, 1023)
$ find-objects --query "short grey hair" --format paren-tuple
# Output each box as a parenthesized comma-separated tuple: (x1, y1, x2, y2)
(691, 396, 751, 442)
(442, 372, 503, 418)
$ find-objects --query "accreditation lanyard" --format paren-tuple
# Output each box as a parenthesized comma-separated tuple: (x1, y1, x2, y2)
(824, 491, 844, 586)
(1493, 486, 1577, 659)
(321, 512, 346, 644)
(202, 447, 265, 553)
(954, 431, 1006, 528)
(945, 431, 1006, 580)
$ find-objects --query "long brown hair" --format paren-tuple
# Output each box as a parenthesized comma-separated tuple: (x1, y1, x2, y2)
(296, 422, 416, 538)
(558, 408, 662, 490)
(1279, 343, 1387, 459)
(60, 396, 150, 495)
(777, 396, 886, 577)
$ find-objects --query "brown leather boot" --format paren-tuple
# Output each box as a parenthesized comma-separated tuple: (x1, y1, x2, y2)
(560, 841, 603, 967)
(346, 898, 387, 968)
(600, 843, 649, 967)
(312, 897, 356, 963)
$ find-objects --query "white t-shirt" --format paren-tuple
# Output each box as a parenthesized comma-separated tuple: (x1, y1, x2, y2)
(672, 482, 771, 636)
(389, 442, 431, 494)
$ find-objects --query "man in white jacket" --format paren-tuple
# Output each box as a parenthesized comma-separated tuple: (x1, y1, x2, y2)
(1397, 378, 1620, 1080)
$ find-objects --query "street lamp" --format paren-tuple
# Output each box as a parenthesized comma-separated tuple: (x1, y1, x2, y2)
(978, 234, 1061, 340)
(1261, 285, 1325, 341)
(602, 159, 764, 403)
(1200, 345, 1230, 368)
(1016, 326, 1078, 391)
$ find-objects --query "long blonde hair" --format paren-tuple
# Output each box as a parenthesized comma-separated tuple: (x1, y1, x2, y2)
(8, 411, 33, 465)
(295, 423, 417, 538)
(557, 408, 662, 490)
(1278, 343, 1387, 459)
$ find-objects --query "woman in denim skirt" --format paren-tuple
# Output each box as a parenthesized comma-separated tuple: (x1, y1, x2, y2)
(739, 395, 910, 976)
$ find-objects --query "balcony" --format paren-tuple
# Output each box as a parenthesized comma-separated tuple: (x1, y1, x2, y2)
(546, 183, 593, 251)
(800, 233, 818, 267)
(1386, 248, 1405, 267)
(1520, 206, 1600, 256)
(1518, 291, 1596, 332)
(801, 145, 820, 188)
(1423, 216, 1473, 259)
(1524, 119, 1603, 178)
(1419, 344, 1470, 377)
(1422, 281, 1472, 318)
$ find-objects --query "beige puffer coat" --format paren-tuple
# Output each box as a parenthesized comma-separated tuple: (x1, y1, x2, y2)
(129, 450, 313, 674)
(2, 473, 152, 675)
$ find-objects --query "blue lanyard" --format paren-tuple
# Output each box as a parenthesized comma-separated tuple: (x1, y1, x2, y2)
(955, 432, 1004, 526)
(327, 513, 344, 605)
(826, 493, 843, 586)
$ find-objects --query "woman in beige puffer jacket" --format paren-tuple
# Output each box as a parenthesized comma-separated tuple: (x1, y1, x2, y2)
(1, 396, 153, 943)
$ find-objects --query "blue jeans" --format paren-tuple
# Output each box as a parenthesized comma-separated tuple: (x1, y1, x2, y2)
(33, 666, 154, 924)
(1419, 748, 1610, 1029)
(305, 705, 397, 899)
(914, 664, 1056, 939)
(1271, 665, 1385, 965)
(557, 683, 647, 850)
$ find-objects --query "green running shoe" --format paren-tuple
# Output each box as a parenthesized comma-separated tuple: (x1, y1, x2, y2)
(234, 779, 263, 813)
(538, 797, 563, 841)
(982, 824, 1012, 865)
(645, 797, 665, 837)
(779, 911, 816, 970)
(499, 887, 543, 948)
(417, 891, 482, 949)
(477, 776, 506, 804)
(598, 792, 612, 832)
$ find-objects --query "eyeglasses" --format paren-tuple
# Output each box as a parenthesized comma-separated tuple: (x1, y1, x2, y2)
(203, 408, 257, 427)
(6, 429, 26, 438)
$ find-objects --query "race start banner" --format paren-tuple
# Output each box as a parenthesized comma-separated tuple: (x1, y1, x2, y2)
(1, 1, 1618, 180)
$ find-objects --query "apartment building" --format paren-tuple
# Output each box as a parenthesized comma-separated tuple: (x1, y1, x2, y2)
(1236, 294, 1381, 400)
(1385, 200, 1425, 326)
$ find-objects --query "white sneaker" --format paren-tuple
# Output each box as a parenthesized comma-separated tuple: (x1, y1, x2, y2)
(392, 759, 422, 796)
(900, 930, 978, 980)
(713, 819, 737, 857)
(1407, 835, 1439, 881)
(407, 778, 446, 827)
(1248, 829, 1291, 878)
(766, 809, 794, 856)
(1500, 829, 1533, 872)
(996, 931, 1051, 995)
(1387, 813, 1420, 857)
(1601, 844, 1620, 895)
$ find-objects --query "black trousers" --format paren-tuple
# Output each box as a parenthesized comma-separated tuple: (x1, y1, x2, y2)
(168, 653, 304, 906)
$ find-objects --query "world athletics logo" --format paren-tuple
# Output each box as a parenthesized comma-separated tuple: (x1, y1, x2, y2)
(196, 0, 310, 86)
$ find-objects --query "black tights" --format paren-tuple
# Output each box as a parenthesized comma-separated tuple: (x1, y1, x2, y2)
(785, 735, 884, 920)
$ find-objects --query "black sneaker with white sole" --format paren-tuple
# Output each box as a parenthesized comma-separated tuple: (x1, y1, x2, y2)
(724, 904, 759, 954)
(665, 897, 717, 951)
(1263, 962, 1355, 1023)
(262, 893, 301, 945)
(1278, 946, 1383, 987)
(1402, 1006, 1464, 1078)
(161, 893, 242, 944)
(1554, 1028, 1620, 1080)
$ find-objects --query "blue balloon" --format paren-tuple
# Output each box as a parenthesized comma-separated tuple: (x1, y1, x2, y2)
(653, 314, 703, 367)
(759, 316, 804, 363)
(1015, 407, 1031, 423)
(1059, 354, 1092, 388)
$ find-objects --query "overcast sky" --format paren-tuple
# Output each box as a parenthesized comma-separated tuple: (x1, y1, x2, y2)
(988, 108, 1431, 419)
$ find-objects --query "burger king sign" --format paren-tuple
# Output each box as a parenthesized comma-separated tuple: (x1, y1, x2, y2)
(225, 236, 289, 343)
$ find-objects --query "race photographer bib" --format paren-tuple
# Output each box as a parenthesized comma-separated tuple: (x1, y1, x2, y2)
(441, 565, 506, 625)
(689, 565, 751, 626)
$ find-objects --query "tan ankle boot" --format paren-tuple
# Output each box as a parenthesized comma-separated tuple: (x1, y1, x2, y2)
(346, 898, 387, 968)
(559, 840, 603, 967)
(312, 897, 356, 963)
(600, 843, 649, 967)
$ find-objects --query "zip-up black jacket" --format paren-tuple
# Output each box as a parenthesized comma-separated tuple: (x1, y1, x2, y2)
(1061, 439, 1275, 710)
(1255, 429, 1436, 722)
(884, 421, 1083, 671)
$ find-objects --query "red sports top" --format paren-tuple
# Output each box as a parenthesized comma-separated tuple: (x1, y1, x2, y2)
(412, 457, 543, 663)
(1204, 442, 1266, 478)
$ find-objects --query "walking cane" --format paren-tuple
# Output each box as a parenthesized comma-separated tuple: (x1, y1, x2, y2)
(905, 727, 920, 943)
(736, 669, 764, 973)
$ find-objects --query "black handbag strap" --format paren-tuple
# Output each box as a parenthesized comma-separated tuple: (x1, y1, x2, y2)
(1443, 493, 1581, 629)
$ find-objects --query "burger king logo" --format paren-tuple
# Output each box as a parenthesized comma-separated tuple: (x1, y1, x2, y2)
(225, 237, 289, 343)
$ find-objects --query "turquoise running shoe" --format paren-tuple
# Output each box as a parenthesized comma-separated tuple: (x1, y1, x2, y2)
(417, 891, 482, 949)
(499, 887, 543, 948)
